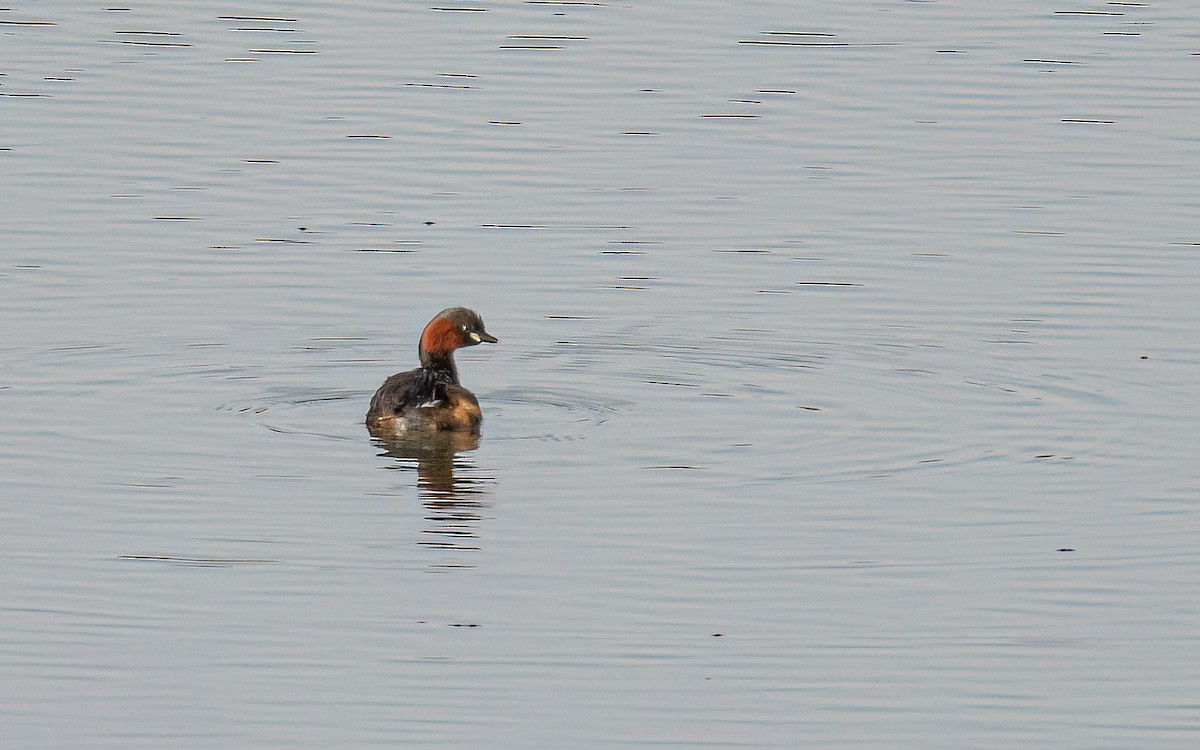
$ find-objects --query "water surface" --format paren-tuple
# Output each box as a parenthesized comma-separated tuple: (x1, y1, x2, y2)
(4, 2, 1200, 747)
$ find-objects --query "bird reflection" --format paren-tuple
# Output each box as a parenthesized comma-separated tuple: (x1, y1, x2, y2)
(370, 427, 492, 566)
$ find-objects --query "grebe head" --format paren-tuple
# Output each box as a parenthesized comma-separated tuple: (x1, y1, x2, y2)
(418, 307, 498, 364)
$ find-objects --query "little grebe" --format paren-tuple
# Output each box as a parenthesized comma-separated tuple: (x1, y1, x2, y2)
(366, 307, 498, 433)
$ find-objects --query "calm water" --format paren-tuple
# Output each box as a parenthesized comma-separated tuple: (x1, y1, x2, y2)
(4, 1, 1200, 747)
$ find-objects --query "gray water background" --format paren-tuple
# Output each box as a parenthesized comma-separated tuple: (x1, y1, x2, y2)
(3, 1, 1200, 747)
